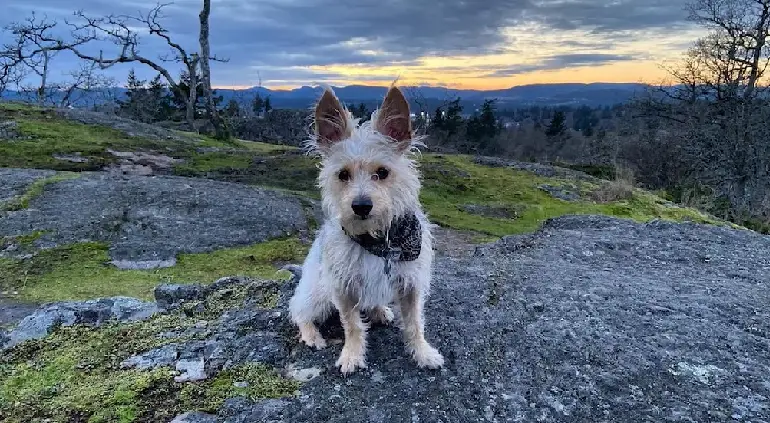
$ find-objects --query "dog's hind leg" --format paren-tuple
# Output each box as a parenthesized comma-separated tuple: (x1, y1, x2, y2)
(367, 305, 395, 326)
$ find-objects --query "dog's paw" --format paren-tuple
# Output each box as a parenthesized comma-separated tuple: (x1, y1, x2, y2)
(298, 324, 327, 349)
(335, 348, 367, 375)
(369, 306, 395, 325)
(413, 343, 444, 369)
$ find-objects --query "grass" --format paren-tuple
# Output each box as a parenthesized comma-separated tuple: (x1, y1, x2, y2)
(0, 282, 299, 423)
(0, 172, 80, 211)
(0, 102, 298, 174)
(417, 154, 723, 237)
(0, 238, 309, 303)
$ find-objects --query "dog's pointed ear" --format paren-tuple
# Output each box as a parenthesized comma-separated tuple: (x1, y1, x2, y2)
(314, 88, 350, 148)
(375, 86, 412, 151)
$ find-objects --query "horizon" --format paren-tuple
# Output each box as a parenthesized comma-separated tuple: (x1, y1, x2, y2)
(2, 0, 703, 90)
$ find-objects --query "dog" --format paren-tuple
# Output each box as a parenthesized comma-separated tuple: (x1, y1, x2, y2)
(288, 84, 444, 375)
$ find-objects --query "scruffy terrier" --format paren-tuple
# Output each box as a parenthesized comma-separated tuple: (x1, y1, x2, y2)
(288, 85, 444, 374)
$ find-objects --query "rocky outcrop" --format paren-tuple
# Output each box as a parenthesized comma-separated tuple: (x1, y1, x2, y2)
(0, 168, 56, 204)
(4, 215, 768, 422)
(0, 169, 315, 265)
(2, 297, 157, 349)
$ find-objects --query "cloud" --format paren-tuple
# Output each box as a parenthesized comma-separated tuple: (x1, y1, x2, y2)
(487, 53, 638, 77)
(0, 0, 698, 88)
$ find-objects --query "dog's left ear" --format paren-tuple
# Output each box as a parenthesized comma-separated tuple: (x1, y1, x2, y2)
(375, 86, 412, 151)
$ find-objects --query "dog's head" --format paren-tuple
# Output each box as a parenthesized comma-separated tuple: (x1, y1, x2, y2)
(307, 85, 423, 236)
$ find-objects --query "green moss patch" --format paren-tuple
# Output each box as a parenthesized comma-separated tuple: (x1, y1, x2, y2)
(0, 238, 309, 303)
(179, 363, 299, 414)
(0, 109, 159, 171)
(0, 103, 301, 176)
(418, 155, 724, 236)
(0, 172, 80, 211)
(175, 151, 321, 198)
(0, 297, 299, 423)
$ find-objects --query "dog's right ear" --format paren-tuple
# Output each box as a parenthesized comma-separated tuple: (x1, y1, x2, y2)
(313, 88, 350, 148)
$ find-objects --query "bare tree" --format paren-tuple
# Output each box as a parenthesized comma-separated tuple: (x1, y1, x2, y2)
(626, 0, 770, 229)
(2, 13, 90, 105)
(56, 2, 227, 133)
(0, 34, 27, 97)
(685, 0, 770, 100)
(198, 0, 229, 139)
(57, 62, 118, 108)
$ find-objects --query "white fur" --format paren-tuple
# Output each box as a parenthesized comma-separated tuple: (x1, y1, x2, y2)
(288, 86, 444, 374)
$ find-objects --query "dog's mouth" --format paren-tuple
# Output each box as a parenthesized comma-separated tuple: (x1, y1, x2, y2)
(354, 215, 369, 221)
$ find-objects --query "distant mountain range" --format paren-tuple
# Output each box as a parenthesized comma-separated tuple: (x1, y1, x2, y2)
(226, 82, 651, 111)
(2, 82, 654, 111)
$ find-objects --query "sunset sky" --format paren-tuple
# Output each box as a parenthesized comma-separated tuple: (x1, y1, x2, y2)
(2, 0, 705, 90)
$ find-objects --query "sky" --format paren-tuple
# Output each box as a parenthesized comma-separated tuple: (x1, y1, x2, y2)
(1, 0, 706, 90)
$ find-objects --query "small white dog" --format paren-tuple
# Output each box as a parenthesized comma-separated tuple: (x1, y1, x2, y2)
(288, 84, 444, 374)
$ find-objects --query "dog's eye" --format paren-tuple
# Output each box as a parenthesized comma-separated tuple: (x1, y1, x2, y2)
(338, 169, 350, 181)
(375, 167, 389, 180)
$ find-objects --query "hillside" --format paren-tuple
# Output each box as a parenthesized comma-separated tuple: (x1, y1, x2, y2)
(1, 82, 650, 111)
(1, 103, 768, 422)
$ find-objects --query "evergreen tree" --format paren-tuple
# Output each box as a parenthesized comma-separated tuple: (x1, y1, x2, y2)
(545, 111, 567, 137)
(252, 93, 265, 116)
(224, 99, 241, 118)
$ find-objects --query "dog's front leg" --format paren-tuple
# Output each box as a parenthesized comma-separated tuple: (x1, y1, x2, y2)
(398, 283, 445, 369)
(334, 291, 369, 374)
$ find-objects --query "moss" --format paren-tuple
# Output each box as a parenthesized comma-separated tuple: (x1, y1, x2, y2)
(0, 172, 80, 211)
(0, 103, 298, 176)
(0, 238, 309, 303)
(173, 151, 254, 173)
(176, 151, 321, 197)
(0, 297, 298, 423)
(201, 280, 281, 317)
(553, 161, 617, 180)
(0, 107, 161, 171)
(0, 230, 48, 250)
(179, 363, 300, 413)
(0, 318, 183, 423)
(418, 154, 727, 237)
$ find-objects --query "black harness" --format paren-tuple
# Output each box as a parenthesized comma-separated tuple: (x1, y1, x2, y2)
(343, 213, 422, 276)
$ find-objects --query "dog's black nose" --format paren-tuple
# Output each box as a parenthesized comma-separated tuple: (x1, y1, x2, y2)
(351, 197, 373, 217)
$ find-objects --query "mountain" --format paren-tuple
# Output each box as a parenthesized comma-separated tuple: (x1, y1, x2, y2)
(2, 82, 651, 111)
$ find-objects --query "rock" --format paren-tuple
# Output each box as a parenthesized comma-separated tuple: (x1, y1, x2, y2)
(2, 296, 157, 349)
(284, 364, 323, 382)
(461, 204, 522, 219)
(110, 258, 178, 270)
(473, 156, 599, 182)
(170, 411, 218, 423)
(52, 152, 90, 163)
(0, 168, 57, 204)
(155, 283, 209, 310)
(205, 214, 767, 422)
(54, 108, 200, 144)
(121, 343, 179, 370)
(5, 215, 770, 422)
(105, 149, 184, 176)
(0, 170, 310, 263)
(538, 183, 582, 201)
(0, 299, 39, 329)
(175, 355, 207, 382)
(0, 120, 22, 140)
(219, 398, 291, 423)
